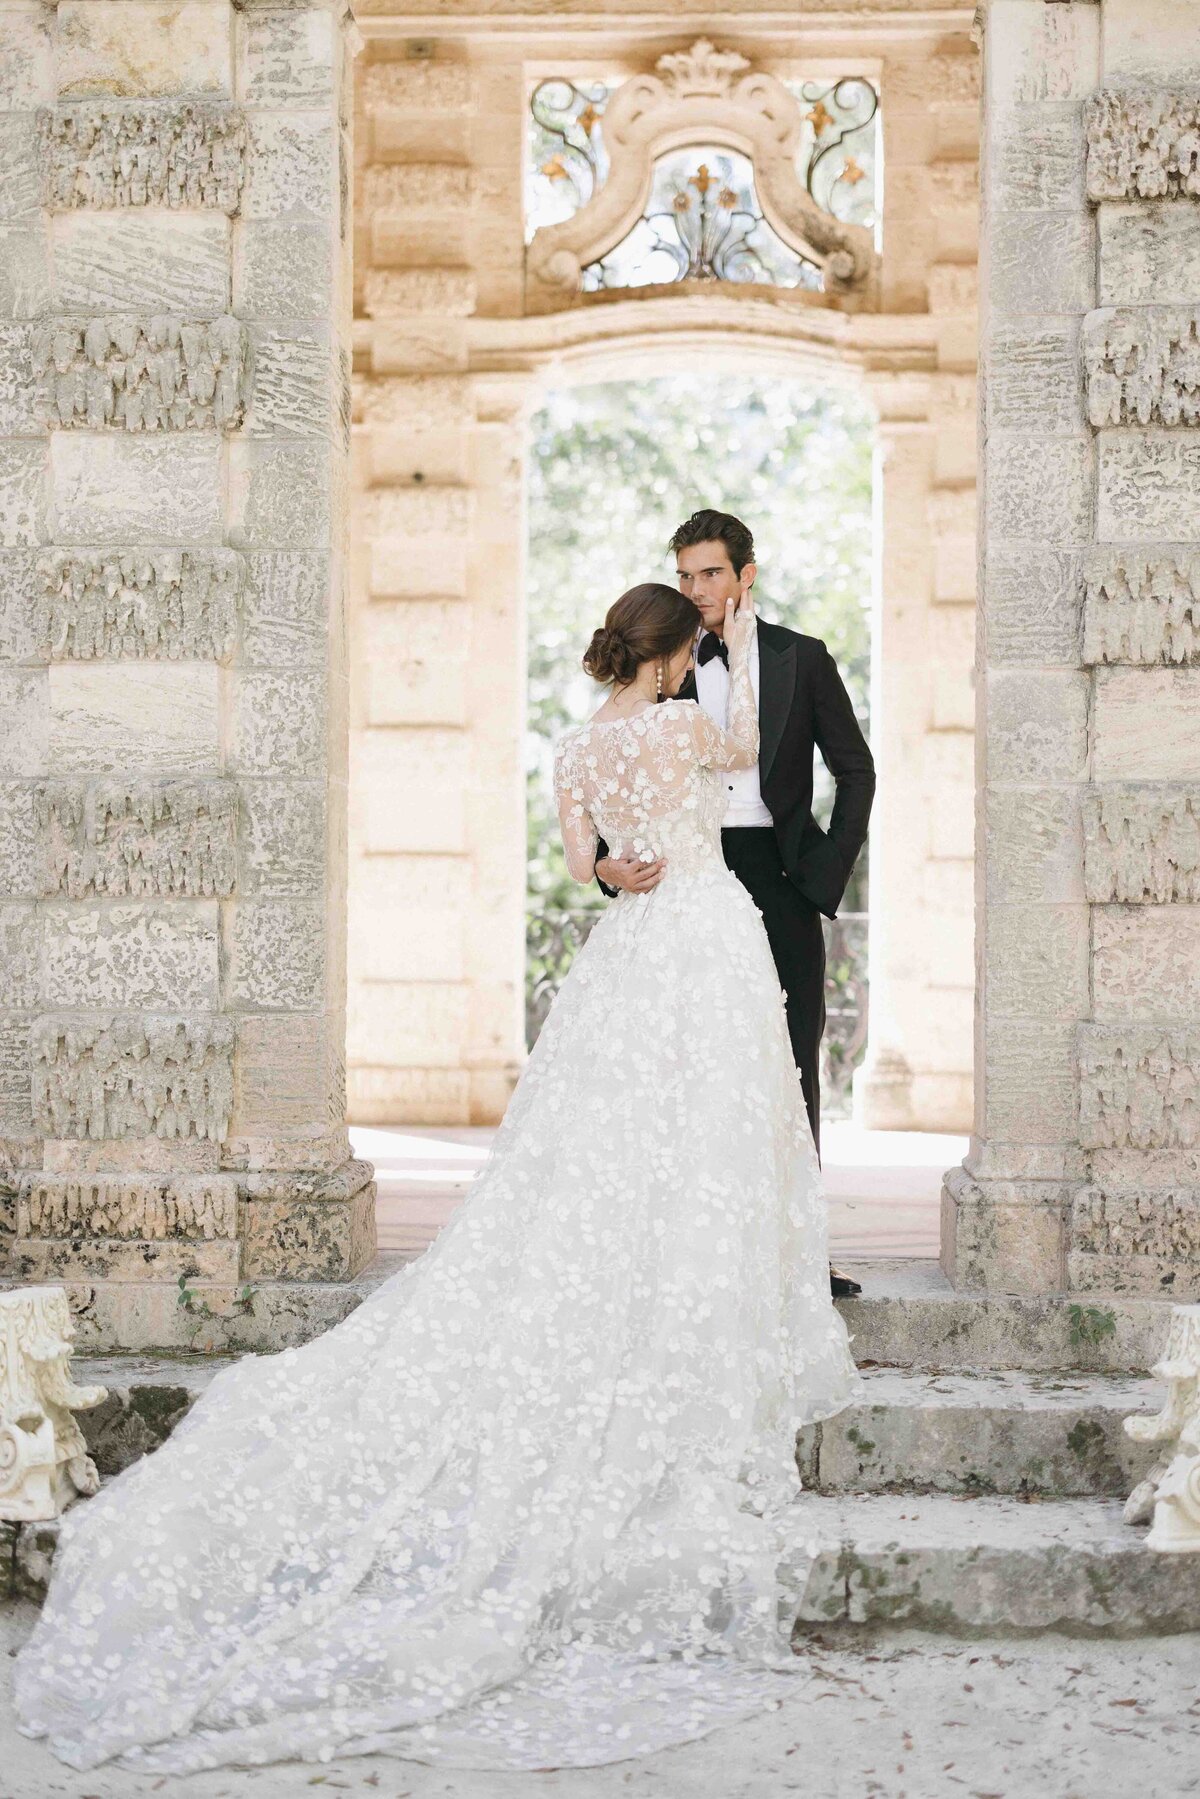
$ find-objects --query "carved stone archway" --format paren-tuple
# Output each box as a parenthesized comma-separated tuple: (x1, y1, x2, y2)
(347, 28, 978, 1158)
(526, 41, 879, 313)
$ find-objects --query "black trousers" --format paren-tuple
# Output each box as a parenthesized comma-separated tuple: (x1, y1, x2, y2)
(720, 827, 826, 1162)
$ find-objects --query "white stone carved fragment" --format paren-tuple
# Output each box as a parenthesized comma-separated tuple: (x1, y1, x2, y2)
(1078, 1026, 1200, 1150)
(39, 101, 247, 211)
(34, 317, 249, 432)
(1125, 1304, 1200, 1550)
(1083, 787, 1200, 902)
(37, 779, 238, 899)
(36, 548, 241, 661)
(1084, 307, 1200, 427)
(31, 1013, 235, 1141)
(1082, 546, 1200, 664)
(0, 1286, 106, 1524)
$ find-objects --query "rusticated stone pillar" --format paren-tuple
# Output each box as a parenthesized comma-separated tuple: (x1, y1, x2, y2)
(855, 397, 976, 1136)
(946, 0, 1200, 1300)
(0, 0, 373, 1350)
(855, 39, 979, 1135)
(348, 47, 530, 1126)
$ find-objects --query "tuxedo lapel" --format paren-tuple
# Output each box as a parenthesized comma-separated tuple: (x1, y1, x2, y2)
(757, 623, 794, 786)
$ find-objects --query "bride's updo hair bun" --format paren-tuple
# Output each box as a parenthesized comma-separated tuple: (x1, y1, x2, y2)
(582, 582, 698, 687)
(582, 623, 638, 687)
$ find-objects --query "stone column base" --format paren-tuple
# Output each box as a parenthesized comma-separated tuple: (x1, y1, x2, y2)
(943, 1166, 1200, 1301)
(940, 1165, 1069, 1294)
(5, 1161, 378, 1324)
(348, 1063, 522, 1127)
(0, 1245, 410, 1356)
(853, 1047, 915, 1131)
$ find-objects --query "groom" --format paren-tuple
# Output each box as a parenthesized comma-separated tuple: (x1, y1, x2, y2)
(594, 509, 875, 1300)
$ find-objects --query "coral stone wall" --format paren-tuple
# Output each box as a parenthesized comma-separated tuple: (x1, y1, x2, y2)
(0, 0, 372, 1348)
(945, 0, 1200, 1299)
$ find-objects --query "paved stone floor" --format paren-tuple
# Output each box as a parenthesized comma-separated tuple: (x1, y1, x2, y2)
(359, 1121, 958, 1262)
(4, 1605, 1199, 1799)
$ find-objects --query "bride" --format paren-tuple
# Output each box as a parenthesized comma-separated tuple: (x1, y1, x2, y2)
(13, 579, 861, 1776)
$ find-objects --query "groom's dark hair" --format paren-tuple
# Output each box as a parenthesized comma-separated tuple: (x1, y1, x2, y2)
(668, 509, 755, 576)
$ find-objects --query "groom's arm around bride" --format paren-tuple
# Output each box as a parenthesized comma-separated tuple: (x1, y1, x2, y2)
(593, 520, 874, 921)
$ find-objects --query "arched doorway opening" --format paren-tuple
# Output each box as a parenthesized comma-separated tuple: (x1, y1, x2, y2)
(346, 32, 980, 1270)
(524, 364, 875, 1125)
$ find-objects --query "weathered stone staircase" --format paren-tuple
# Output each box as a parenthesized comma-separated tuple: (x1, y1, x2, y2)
(6, 1259, 1198, 1634)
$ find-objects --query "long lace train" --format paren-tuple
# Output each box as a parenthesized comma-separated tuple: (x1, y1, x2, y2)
(13, 680, 862, 1774)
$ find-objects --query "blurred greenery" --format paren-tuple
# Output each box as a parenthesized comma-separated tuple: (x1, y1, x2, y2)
(526, 373, 875, 1043)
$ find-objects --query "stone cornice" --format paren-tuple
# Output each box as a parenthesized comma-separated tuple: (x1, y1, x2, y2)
(356, 297, 945, 385)
(357, 3, 973, 28)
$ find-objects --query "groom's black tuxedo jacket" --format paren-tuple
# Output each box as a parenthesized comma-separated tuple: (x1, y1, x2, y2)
(596, 619, 875, 919)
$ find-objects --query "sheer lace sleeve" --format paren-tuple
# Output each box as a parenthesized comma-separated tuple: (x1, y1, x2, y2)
(554, 732, 599, 884)
(686, 620, 760, 772)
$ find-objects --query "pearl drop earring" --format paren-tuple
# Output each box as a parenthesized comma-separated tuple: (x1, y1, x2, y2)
(656, 660, 664, 701)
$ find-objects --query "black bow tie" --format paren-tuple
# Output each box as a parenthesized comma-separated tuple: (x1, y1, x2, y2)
(697, 632, 729, 669)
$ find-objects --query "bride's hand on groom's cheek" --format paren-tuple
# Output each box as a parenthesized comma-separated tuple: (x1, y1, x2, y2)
(725, 586, 756, 638)
(595, 853, 667, 893)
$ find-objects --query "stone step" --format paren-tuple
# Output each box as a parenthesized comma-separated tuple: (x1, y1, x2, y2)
(71, 1351, 239, 1476)
(0, 1255, 415, 1356)
(787, 1495, 1200, 1636)
(839, 1259, 1177, 1373)
(7, 1494, 1192, 1638)
(0, 1256, 1182, 1367)
(0, 1252, 1180, 1360)
(29, 1359, 1169, 1504)
(801, 1369, 1163, 1497)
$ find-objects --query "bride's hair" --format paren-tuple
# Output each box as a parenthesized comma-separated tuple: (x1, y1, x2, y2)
(582, 582, 698, 687)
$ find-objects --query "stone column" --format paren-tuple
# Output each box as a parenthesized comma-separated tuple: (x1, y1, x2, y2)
(855, 39, 979, 1135)
(349, 46, 530, 1126)
(855, 400, 976, 1134)
(945, 0, 1200, 1300)
(0, 0, 373, 1350)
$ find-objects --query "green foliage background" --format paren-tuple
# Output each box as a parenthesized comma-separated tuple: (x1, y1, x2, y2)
(526, 372, 875, 934)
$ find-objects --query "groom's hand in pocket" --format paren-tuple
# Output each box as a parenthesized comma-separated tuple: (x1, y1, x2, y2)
(595, 853, 666, 893)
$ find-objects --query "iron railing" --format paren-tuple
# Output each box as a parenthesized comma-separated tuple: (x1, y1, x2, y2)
(526, 905, 868, 1118)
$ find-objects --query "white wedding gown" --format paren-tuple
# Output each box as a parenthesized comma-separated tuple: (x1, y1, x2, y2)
(13, 624, 861, 1775)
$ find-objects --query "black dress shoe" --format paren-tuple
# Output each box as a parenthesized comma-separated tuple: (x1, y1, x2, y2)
(829, 1265, 862, 1299)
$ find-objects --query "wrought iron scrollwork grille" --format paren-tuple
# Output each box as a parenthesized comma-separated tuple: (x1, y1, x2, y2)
(526, 905, 869, 1119)
(581, 150, 823, 292)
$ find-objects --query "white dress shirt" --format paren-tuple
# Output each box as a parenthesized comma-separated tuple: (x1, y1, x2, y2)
(694, 629, 774, 829)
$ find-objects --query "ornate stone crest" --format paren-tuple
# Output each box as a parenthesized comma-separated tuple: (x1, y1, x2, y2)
(655, 39, 750, 100)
